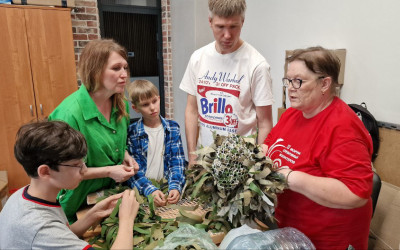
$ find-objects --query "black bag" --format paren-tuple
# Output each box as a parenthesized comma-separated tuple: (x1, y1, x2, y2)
(349, 102, 380, 161)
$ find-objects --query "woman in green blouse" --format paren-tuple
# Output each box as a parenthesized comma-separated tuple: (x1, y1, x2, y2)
(49, 39, 139, 223)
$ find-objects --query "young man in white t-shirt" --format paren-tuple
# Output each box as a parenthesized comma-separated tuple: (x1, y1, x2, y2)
(126, 80, 186, 207)
(180, 0, 274, 166)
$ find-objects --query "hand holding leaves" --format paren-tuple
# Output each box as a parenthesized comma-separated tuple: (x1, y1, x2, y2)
(119, 189, 139, 222)
(108, 165, 136, 182)
(90, 192, 124, 224)
(151, 190, 167, 207)
(167, 189, 180, 204)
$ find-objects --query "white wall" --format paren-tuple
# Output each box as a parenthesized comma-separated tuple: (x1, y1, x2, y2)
(242, 0, 400, 125)
(172, 0, 400, 158)
(171, 0, 212, 159)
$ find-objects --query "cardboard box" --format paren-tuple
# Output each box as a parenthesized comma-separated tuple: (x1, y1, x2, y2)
(0, 171, 9, 212)
(12, 0, 75, 8)
(277, 107, 286, 121)
(284, 49, 346, 85)
(374, 127, 400, 187)
(369, 181, 400, 249)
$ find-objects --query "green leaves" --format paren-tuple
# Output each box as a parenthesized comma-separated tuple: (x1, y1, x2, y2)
(109, 198, 121, 219)
(191, 173, 209, 199)
(87, 186, 193, 249)
(86, 133, 288, 249)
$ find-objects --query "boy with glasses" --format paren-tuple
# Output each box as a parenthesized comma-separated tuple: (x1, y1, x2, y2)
(0, 120, 139, 249)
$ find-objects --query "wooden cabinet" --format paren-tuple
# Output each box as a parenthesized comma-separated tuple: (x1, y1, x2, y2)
(0, 5, 77, 192)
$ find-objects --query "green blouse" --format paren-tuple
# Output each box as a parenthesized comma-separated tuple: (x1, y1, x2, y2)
(48, 85, 129, 223)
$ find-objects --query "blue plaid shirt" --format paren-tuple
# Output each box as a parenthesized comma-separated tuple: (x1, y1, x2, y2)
(126, 116, 186, 196)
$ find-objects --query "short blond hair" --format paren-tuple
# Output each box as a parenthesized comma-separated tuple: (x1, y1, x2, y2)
(208, 0, 246, 18)
(127, 79, 159, 106)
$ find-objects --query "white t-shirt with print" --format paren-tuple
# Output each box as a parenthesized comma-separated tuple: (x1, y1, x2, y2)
(180, 41, 274, 147)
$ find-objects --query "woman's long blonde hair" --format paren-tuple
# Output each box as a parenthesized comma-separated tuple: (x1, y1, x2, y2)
(78, 39, 129, 121)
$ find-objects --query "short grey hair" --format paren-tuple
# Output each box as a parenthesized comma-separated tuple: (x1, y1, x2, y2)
(287, 46, 341, 94)
(208, 0, 246, 19)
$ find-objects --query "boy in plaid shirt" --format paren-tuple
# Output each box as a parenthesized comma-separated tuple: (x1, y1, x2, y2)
(126, 80, 186, 206)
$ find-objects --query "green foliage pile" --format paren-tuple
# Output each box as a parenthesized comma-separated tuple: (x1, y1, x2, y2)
(87, 181, 181, 249)
(85, 133, 287, 249)
(87, 181, 219, 249)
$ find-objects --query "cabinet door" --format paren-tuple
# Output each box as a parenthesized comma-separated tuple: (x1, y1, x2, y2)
(24, 7, 77, 119)
(0, 6, 36, 191)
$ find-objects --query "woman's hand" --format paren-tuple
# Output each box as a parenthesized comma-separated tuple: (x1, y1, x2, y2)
(151, 190, 167, 207)
(276, 168, 368, 209)
(123, 151, 139, 174)
(167, 189, 180, 204)
(277, 167, 292, 178)
(108, 165, 136, 183)
(261, 144, 268, 155)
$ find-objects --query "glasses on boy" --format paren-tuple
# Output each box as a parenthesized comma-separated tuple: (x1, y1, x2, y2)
(58, 162, 86, 170)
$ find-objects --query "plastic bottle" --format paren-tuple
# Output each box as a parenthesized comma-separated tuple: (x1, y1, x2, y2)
(226, 227, 315, 250)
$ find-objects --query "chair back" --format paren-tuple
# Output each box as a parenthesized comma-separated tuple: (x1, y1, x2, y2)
(371, 172, 381, 216)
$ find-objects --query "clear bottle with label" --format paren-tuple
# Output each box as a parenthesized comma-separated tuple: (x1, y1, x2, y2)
(226, 227, 315, 250)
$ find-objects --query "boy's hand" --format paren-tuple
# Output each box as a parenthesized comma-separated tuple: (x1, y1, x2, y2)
(123, 151, 139, 174)
(118, 190, 139, 222)
(167, 189, 180, 204)
(70, 192, 123, 238)
(90, 192, 124, 223)
(108, 165, 136, 183)
(151, 190, 166, 207)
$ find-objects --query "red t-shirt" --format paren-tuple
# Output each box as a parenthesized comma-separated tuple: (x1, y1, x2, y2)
(264, 97, 373, 249)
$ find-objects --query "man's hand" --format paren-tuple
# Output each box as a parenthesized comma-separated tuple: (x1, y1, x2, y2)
(188, 153, 197, 167)
(167, 189, 180, 204)
(151, 190, 167, 207)
(185, 94, 199, 167)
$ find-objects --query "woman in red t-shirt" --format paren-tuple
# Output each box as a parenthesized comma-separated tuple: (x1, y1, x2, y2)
(263, 46, 373, 249)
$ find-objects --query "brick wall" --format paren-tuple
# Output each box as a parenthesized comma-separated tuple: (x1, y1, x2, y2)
(161, 0, 173, 119)
(71, 0, 100, 65)
(71, 0, 174, 119)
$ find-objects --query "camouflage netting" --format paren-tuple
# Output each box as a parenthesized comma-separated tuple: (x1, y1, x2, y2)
(212, 134, 251, 191)
(183, 132, 288, 228)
